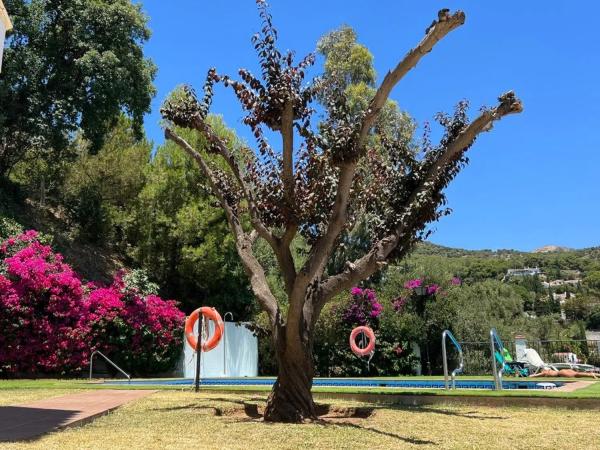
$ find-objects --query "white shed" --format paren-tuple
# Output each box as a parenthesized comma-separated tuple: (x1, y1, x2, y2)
(0, 0, 12, 72)
(180, 321, 259, 378)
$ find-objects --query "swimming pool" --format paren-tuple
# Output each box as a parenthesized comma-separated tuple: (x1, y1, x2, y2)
(106, 378, 563, 390)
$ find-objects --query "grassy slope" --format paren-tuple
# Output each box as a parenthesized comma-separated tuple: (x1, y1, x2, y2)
(0, 183, 124, 283)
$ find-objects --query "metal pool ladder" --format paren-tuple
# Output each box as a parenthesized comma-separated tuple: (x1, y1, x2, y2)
(442, 330, 464, 390)
(89, 350, 131, 383)
(489, 328, 504, 390)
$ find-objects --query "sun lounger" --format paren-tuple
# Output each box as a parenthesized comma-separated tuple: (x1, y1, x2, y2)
(519, 348, 598, 374)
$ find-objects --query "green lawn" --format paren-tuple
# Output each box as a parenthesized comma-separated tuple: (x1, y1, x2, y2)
(1, 389, 599, 449)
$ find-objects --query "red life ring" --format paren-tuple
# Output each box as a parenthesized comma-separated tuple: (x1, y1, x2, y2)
(349, 326, 375, 357)
(185, 307, 224, 352)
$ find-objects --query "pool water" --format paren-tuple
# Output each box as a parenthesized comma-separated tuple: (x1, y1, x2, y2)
(106, 378, 563, 390)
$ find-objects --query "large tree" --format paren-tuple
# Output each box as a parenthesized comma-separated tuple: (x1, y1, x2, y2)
(0, 0, 156, 176)
(161, 2, 522, 422)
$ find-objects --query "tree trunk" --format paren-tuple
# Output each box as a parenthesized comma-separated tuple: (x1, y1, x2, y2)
(263, 324, 317, 422)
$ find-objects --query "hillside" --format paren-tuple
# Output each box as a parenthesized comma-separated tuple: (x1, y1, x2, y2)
(0, 183, 124, 283)
(417, 240, 600, 263)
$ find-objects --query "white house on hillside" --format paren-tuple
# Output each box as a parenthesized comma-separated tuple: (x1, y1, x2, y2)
(0, 0, 12, 72)
(505, 267, 542, 278)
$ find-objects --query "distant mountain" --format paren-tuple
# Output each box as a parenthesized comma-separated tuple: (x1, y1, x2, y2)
(533, 245, 573, 253)
(414, 241, 526, 258)
(416, 241, 599, 259)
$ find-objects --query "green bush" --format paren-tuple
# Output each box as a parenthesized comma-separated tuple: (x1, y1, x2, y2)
(0, 217, 23, 241)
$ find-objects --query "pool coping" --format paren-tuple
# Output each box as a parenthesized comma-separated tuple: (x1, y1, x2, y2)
(312, 390, 600, 410)
(101, 377, 570, 390)
(555, 380, 594, 392)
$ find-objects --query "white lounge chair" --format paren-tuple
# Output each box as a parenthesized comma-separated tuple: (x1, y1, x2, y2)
(519, 348, 597, 374)
(519, 348, 557, 374)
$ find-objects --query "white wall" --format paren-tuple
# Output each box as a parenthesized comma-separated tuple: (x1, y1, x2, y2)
(181, 321, 258, 378)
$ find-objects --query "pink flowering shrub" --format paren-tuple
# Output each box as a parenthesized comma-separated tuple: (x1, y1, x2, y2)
(403, 278, 423, 290)
(0, 231, 185, 376)
(342, 287, 383, 326)
(86, 273, 185, 375)
(392, 296, 408, 312)
(0, 232, 88, 374)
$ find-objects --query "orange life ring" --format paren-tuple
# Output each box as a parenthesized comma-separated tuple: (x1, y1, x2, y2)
(349, 326, 375, 357)
(185, 307, 224, 352)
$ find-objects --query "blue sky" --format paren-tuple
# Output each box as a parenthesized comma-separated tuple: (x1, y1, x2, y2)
(140, 1, 599, 251)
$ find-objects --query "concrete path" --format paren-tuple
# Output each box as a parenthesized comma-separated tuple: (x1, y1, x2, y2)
(556, 380, 595, 392)
(0, 389, 156, 442)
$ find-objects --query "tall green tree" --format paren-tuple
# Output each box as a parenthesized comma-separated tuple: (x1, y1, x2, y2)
(128, 113, 254, 316)
(0, 0, 156, 176)
(62, 115, 151, 243)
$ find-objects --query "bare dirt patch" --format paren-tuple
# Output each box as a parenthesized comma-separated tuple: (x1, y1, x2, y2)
(218, 401, 376, 424)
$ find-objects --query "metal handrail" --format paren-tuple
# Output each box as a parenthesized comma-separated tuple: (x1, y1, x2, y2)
(89, 350, 131, 383)
(223, 312, 233, 377)
(489, 329, 504, 390)
(442, 330, 464, 390)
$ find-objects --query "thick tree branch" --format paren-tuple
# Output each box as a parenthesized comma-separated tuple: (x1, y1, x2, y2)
(190, 119, 274, 240)
(294, 9, 466, 301)
(165, 127, 279, 323)
(190, 118, 298, 295)
(318, 91, 523, 305)
(357, 9, 465, 146)
(277, 101, 299, 293)
(281, 101, 295, 206)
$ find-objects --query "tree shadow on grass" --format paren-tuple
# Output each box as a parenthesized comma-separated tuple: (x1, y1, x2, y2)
(380, 405, 509, 420)
(322, 420, 436, 446)
(151, 398, 262, 418)
(151, 404, 225, 416)
(224, 415, 436, 446)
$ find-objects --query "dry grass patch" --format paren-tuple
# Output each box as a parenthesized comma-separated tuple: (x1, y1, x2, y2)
(1, 391, 599, 449)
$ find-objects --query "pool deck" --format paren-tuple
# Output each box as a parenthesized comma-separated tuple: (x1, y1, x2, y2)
(0, 389, 156, 442)
(312, 390, 600, 410)
(556, 380, 595, 392)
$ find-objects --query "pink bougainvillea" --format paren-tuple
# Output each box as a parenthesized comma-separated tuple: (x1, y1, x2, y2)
(342, 287, 383, 325)
(403, 278, 422, 290)
(0, 231, 185, 376)
(392, 296, 407, 312)
(426, 284, 440, 295)
(451, 276, 462, 286)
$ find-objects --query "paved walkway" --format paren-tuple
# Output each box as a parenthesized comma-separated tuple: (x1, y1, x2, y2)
(0, 389, 156, 442)
(556, 380, 595, 392)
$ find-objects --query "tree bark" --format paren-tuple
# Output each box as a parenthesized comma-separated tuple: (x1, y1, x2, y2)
(264, 323, 317, 422)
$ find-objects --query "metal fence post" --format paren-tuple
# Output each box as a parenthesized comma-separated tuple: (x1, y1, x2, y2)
(194, 316, 203, 393)
(490, 329, 501, 390)
(223, 312, 233, 377)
